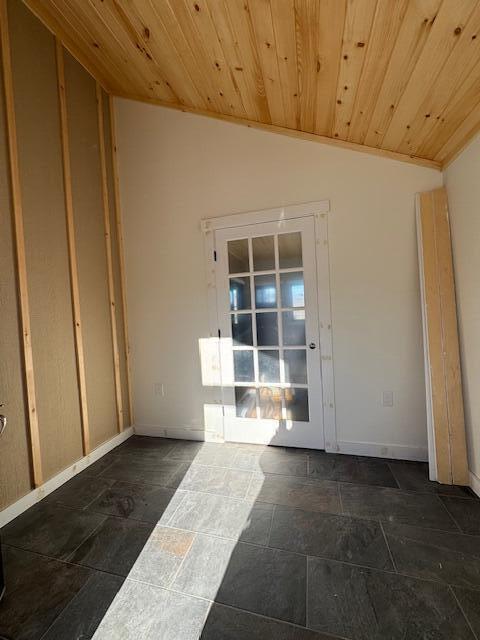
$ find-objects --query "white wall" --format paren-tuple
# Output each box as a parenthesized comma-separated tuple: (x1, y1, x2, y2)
(444, 136, 480, 481)
(115, 98, 442, 459)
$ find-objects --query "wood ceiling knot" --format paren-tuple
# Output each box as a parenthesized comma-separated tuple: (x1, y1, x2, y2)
(24, 0, 480, 169)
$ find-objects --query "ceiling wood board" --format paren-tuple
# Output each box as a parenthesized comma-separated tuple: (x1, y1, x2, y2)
(23, 0, 480, 169)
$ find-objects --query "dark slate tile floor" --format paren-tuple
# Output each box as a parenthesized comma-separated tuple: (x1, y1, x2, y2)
(1, 435, 480, 640)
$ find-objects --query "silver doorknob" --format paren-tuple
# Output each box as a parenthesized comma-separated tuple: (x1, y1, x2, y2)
(309, 342, 316, 350)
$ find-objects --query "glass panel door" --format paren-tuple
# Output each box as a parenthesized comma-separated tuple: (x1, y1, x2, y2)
(215, 217, 324, 449)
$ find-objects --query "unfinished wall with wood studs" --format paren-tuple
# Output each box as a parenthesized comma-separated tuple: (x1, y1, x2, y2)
(0, 0, 132, 510)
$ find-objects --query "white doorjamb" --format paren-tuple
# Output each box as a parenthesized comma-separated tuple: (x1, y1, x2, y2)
(201, 200, 337, 452)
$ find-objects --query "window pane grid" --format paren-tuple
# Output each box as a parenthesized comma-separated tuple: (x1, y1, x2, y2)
(229, 231, 309, 422)
(227, 267, 305, 278)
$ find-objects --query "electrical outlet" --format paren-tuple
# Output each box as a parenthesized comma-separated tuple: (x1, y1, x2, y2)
(154, 383, 165, 397)
(382, 391, 393, 407)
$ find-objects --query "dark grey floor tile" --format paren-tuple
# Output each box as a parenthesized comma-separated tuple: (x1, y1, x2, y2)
(173, 533, 237, 600)
(307, 557, 475, 640)
(172, 464, 252, 498)
(78, 453, 118, 478)
(41, 571, 124, 640)
(308, 453, 398, 488)
(233, 449, 308, 477)
(441, 497, 480, 534)
(1, 503, 105, 560)
(384, 522, 480, 588)
(88, 480, 184, 524)
(69, 516, 154, 576)
(92, 579, 210, 639)
(340, 483, 458, 530)
(247, 474, 341, 514)
(168, 492, 272, 544)
(454, 587, 480, 638)
(45, 474, 114, 510)
(129, 526, 195, 587)
(389, 461, 475, 497)
(100, 457, 189, 487)
(116, 435, 176, 453)
(200, 604, 336, 640)
(240, 502, 274, 546)
(215, 542, 307, 626)
(0, 545, 92, 640)
(269, 505, 392, 570)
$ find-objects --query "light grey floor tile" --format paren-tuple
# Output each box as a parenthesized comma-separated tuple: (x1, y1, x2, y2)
(129, 526, 195, 587)
(168, 492, 271, 544)
(92, 580, 210, 640)
(173, 533, 237, 600)
(172, 465, 252, 498)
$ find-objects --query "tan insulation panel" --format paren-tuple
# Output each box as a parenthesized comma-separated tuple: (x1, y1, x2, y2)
(102, 90, 130, 429)
(0, 38, 32, 509)
(64, 51, 117, 448)
(8, 0, 82, 480)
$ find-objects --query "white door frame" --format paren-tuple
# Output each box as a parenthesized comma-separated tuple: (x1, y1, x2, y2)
(201, 200, 337, 452)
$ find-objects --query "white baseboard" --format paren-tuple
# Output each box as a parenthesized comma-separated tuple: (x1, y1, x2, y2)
(0, 427, 134, 528)
(330, 440, 428, 462)
(469, 471, 480, 497)
(134, 424, 223, 442)
(133, 426, 428, 462)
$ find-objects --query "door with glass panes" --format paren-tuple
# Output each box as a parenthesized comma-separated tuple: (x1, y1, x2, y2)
(215, 216, 324, 448)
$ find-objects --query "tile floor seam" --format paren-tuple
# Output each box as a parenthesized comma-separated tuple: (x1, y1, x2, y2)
(337, 481, 344, 514)
(379, 521, 398, 573)
(164, 529, 197, 590)
(123, 575, 349, 639)
(124, 523, 480, 591)
(265, 503, 276, 548)
(36, 572, 97, 640)
(437, 495, 464, 532)
(386, 461, 402, 490)
(64, 516, 109, 564)
(306, 554, 309, 630)
(449, 584, 479, 640)
(1, 542, 125, 581)
(8, 529, 480, 598)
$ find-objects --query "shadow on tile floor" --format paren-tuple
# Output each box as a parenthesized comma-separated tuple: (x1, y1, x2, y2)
(1, 434, 480, 640)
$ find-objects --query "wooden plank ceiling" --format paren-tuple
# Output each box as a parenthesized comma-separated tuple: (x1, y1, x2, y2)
(24, 0, 480, 168)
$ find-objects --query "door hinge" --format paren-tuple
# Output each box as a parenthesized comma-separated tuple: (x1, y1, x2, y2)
(213, 250, 217, 262)
(218, 329, 221, 338)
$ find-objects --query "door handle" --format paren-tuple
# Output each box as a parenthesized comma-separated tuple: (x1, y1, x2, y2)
(0, 414, 6, 438)
(309, 342, 316, 350)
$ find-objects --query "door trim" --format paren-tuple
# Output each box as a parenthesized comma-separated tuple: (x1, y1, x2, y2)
(202, 201, 337, 452)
